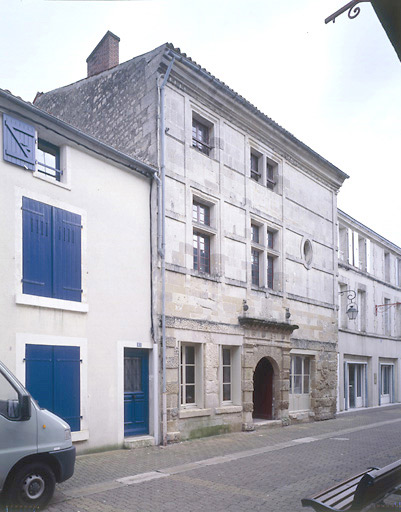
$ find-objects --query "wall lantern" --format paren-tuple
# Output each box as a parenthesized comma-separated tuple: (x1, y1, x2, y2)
(339, 289, 359, 320)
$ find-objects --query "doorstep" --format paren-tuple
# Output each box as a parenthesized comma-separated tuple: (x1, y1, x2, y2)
(123, 435, 155, 449)
(252, 419, 282, 430)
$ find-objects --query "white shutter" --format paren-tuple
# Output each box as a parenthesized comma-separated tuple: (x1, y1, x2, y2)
(353, 232, 359, 268)
(366, 239, 372, 273)
(347, 229, 353, 265)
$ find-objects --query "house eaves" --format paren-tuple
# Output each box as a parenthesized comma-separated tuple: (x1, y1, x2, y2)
(371, 0, 401, 61)
(338, 209, 401, 252)
(0, 88, 157, 179)
(163, 44, 349, 187)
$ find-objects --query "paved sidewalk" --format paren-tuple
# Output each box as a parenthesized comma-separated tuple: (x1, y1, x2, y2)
(48, 404, 401, 511)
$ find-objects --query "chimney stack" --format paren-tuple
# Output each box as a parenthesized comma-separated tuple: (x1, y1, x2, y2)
(86, 31, 120, 78)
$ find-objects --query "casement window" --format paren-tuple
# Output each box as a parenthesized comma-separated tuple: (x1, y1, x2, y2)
(357, 290, 366, 332)
(192, 198, 216, 275)
(3, 114, 63, 183)
(397, 258, 401, 287)
(289, 356, 310, 395)
(250, 221, 279, 290)
(25, 344, 81, 431)
(249, 147, 278, 191)
(37, 139, 62, 181)
(251, 249, 261, 286)
(180, 344, 203, 407)
(384, 298, 391, 335)
(289, 355, 311, 412)
(222, 347, 232, 402)
(22, 197, 82, 302)
(267, 255, 275, 289)
(266, 161, 275, 190)
(250, 153, 261, 182)
(384, 252, 391, 282)
(192, 117, 212, 156)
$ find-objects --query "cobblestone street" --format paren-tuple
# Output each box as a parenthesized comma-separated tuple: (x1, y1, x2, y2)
(44, 404, 401, 512)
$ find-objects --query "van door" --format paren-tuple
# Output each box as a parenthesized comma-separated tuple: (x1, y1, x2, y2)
(0, 366, 37, 492)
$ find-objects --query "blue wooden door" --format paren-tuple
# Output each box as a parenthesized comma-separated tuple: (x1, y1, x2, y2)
(25, 344, 81, 432)
(124, 349, 149, 436)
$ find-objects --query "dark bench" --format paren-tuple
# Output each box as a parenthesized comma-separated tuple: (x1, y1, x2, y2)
(302, 459, 401, 511)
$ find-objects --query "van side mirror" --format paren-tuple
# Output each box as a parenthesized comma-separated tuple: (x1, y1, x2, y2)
(20, 394, 31, 421)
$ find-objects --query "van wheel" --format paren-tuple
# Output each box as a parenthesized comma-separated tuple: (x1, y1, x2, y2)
(6, 462, 56, 509)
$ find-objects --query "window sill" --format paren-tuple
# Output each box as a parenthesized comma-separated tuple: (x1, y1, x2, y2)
(16, 293, 88, 313)
(72, 429, 89, 443)
(179, 408, 211, 419)
(215, 405, 242, 415)
(33, 171, 71, 190)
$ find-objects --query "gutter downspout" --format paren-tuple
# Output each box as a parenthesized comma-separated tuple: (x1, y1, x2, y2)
(160, 55, 175, 446)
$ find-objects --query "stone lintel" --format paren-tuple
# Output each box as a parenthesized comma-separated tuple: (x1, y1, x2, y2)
(238, 316, 299, 334)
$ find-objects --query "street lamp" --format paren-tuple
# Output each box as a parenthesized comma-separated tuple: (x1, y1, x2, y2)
(339, 289, 358, 320)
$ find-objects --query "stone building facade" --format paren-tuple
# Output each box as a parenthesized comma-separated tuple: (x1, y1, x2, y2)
(35, 33, 348, 442)
(338, 210, 401, 412)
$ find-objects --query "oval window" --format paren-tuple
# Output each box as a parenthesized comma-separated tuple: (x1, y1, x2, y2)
(303, 239, 313, 268)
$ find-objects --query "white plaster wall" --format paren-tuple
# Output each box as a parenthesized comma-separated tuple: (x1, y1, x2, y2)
(0, 115, 152, 451)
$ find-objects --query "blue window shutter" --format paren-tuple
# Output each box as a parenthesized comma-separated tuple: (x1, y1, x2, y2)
(54, 346, 81, 432)
(3, 114, 35, 170)
(22, 197, 53, 298)
(25, 344, 54, 412)
(53, 207, 82, 301)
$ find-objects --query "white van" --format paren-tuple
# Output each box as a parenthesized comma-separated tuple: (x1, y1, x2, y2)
(0, 360, 75, 509)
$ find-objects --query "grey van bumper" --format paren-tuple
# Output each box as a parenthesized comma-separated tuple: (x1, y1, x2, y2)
(50, 446, 76, 482)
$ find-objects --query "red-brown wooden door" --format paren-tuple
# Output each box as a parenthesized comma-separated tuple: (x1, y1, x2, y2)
(253, 358, 274, 420)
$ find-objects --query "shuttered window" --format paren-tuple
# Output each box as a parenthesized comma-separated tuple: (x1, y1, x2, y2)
(25, 344, 81, 432)
(22, 197, 82, 302)
(3, 114, 35, 170)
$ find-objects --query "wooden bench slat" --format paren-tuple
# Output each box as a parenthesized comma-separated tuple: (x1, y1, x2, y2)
(313, 472, 368, 501)
(324, 484, 358, 508)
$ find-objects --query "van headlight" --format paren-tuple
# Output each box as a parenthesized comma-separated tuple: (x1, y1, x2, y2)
(65, 427, 71, 440)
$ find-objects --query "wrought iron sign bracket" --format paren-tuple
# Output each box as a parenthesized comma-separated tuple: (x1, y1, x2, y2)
(375, 302, 401, 316)
(325, 0, 370, 24)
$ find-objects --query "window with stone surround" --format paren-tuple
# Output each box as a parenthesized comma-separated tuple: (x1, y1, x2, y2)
(192, 115, 213, 157)
(249, 147, 278, 191)
(222, 347, 232, 402)
(192, 196, 217, 276)
(289, 354, 311, 412)
(219, 345, 241, 406)
(180, 343, 202, 408)
(250, 220, 280, 290)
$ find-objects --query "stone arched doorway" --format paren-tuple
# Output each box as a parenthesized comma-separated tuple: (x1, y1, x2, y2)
(253, 357, 274, 420)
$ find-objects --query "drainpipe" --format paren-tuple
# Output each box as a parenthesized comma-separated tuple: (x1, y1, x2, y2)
(160, 55, 175, 446)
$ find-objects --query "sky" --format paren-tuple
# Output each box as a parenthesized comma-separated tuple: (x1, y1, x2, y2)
(1, 0, 400, 246)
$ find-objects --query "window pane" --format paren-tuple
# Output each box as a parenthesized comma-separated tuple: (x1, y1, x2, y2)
(251, 249, 260, 286)
(294, 356, 302, 375)
(304, 357, 310, 375)
(185, 385, 195, 404)
(267, 255, 274, 289)
(186, 365, 195, 385)
(267, 230, 274, 249)
(223, 348, 231, 366)
(185, 346, 195, 365)
(223, 366, 231, 384)
(223, 383, 231, 401)
(251, 224, 259, 243)
(124, 357, 141, 392)
(303, 375, 309, 394)
(294, 376, 302, 394)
